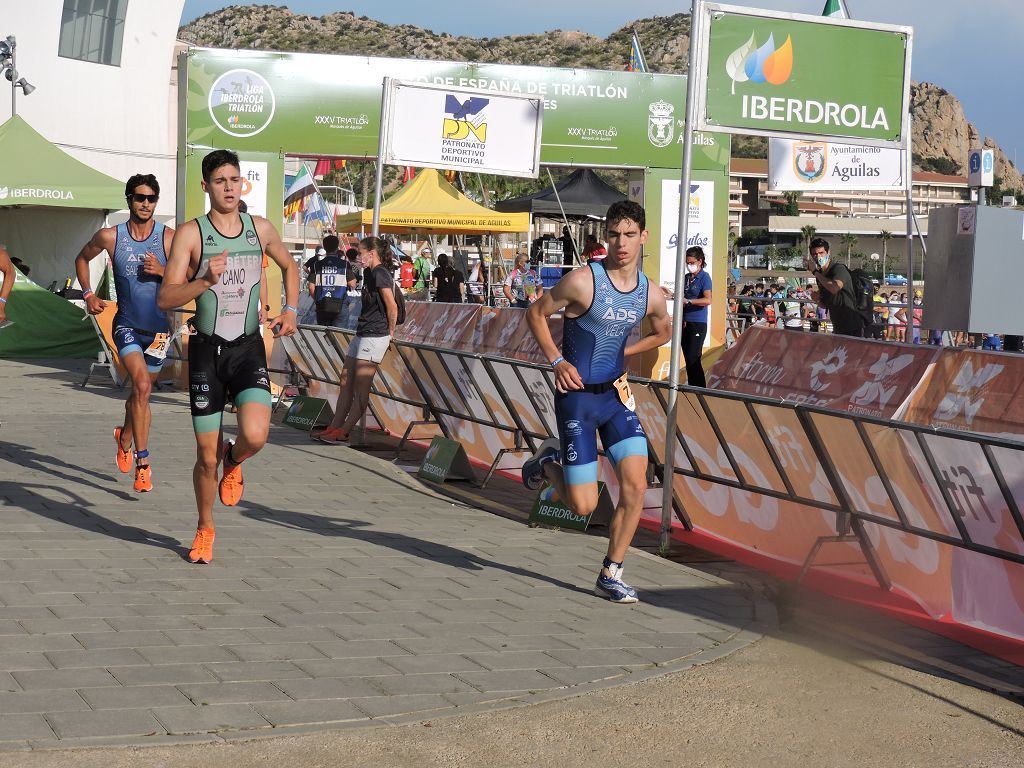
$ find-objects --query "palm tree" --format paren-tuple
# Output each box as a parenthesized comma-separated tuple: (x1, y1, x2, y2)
(840, 233, 858, 266)
(800, 224, 817, 251)
(879, 230, 892, 278)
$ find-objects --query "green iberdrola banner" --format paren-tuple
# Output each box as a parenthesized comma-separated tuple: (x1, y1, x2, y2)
(184, 48, 730, 172)
(699, 6, 909, 146)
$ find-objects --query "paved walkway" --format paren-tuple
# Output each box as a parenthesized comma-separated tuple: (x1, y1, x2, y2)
(0, 359, 764, 750)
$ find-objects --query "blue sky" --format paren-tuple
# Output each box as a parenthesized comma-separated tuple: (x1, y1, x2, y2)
(181, 1, 1023, 166)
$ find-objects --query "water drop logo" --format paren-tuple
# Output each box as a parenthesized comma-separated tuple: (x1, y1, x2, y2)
(725, 32, 794, 94)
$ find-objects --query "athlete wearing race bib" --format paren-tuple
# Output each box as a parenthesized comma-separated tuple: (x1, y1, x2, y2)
(76, 174, 175, 494)
(307, 234, 356, 327)
(524, 200, 671, 604)
(159, 149, 299, 565)
(110, 219, 170, 372)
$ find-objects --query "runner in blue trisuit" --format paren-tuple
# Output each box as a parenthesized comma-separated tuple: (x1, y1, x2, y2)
(525, 201, 671, 603)
(76, 174, 175, 493)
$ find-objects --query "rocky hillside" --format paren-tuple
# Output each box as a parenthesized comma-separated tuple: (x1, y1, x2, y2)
(180, 6, 1021, 191)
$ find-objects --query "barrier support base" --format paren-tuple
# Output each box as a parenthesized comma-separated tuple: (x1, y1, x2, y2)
(481, 447, 532, 489)
(395, 419, 441, 461)
(81, 356, 123, 389)
(799, 518, 891, 591)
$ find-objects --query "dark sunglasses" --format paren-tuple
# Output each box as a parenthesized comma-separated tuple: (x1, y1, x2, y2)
(130, 193, 158, 203)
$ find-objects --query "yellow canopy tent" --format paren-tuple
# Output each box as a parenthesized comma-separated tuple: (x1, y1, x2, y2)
(336, 169, 529, 234)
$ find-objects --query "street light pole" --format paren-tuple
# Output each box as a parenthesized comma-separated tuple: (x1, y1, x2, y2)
(1, 35, 35, 119)
(10, 41, 16, 117)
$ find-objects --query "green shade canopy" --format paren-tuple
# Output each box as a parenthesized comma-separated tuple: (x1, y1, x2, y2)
(0, 116, 126, 211)
(0, 268, 100, 359)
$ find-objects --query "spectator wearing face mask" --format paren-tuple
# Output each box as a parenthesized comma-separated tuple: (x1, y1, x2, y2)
(675, 246, 713, 387)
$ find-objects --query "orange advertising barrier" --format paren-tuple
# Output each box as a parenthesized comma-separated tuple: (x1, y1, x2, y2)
(638, 377, 1024, 642)
(91, 302, 128, 383)
(709, 326, 940, 418)
(902, 348, 1024, 439)
(283, 318, 1024, 645)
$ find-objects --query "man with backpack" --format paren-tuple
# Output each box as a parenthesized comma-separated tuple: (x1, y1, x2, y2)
(408, 247, 433, 301)
(307, 235, 357, 327)
(805, 237, 870, 338)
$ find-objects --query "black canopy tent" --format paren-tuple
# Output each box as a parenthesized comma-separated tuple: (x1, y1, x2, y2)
(494, 168, 626, 218)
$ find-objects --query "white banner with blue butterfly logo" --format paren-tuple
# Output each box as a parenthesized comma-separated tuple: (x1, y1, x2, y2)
(382, 80, 543, 179)
(768, 138, 906, 191)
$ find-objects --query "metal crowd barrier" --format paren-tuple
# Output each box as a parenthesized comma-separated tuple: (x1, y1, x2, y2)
(283, 325, 569, 485)
(635, 378, 1024, 585)
(280, 324, 1024, 625)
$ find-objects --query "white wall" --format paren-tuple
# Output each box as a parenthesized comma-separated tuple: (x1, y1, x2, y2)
(3, 1, 186, 217)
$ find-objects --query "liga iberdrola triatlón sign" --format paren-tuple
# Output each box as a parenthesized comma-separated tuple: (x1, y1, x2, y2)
(694, 3, 912, 148)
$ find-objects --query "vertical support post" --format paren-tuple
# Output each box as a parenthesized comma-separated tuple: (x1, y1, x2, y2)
(372, 78, 390, 238)
(904, 114, 914, 303)
(660, 0, 704, 553)
(10, 42, 16, 118)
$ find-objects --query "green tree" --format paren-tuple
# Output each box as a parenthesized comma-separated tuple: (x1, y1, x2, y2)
(800, 224, 817, 250)
(764, 244, 779, 271)
(879, 229, 892, 277)
(776, 246, 803, 268)
(838, 233, 858, 266)
(782, 191, 801, 216)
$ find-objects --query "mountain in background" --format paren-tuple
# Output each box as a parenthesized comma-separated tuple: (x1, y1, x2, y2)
(179, 6, 1022, 193)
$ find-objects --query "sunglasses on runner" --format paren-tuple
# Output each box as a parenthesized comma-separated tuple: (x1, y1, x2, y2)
(130, 193, 158, 203)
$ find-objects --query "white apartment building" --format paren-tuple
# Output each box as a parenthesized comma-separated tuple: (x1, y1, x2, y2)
(3, 0, 186, 218)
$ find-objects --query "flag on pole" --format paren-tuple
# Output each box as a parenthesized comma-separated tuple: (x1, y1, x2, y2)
(821, 0, 848, 18)
(313, 158, 346, 176)
(402, 166, 416, 184)
(283, 165, 315, 217)
(627, 31, 648, 73)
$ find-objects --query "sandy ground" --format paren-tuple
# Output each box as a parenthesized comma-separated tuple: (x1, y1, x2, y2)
(3, 630, 1020, 768)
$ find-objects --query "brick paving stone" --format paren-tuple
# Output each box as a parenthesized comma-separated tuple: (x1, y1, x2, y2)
(455, 669, 565, 693)
(176, 681, 292, 705)
(108, 664, 219, 686)
(11, 668, 119, 691)
(78, 685, 193, 710)
(44, 648, 147, 670)
(152, 703, 271, 734)
(204, 661, 312, 683)
(0, 652, 53, 672)
(0, 714, 56, 740)
(253, 698, 368, 727)
(45, 709, 165, 740)
(273, 677, 385, 700)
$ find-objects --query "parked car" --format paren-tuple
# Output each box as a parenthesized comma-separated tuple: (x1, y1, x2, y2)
(884, 273, 907, 286)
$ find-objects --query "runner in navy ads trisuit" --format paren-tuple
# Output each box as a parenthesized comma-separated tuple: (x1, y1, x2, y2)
(524, 201, 671, 603)
(76, 174, 174, 494)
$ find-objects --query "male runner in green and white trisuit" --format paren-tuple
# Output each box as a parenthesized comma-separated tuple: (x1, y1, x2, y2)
(159, 149, 299, 564)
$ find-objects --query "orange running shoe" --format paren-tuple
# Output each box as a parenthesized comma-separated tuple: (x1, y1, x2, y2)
(219, 440, 244, 506)
(114, 427, 132, 473)
(133, 464, 153, 493)
(317, 426, 349, 445)
(188, 528, 215, 564)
